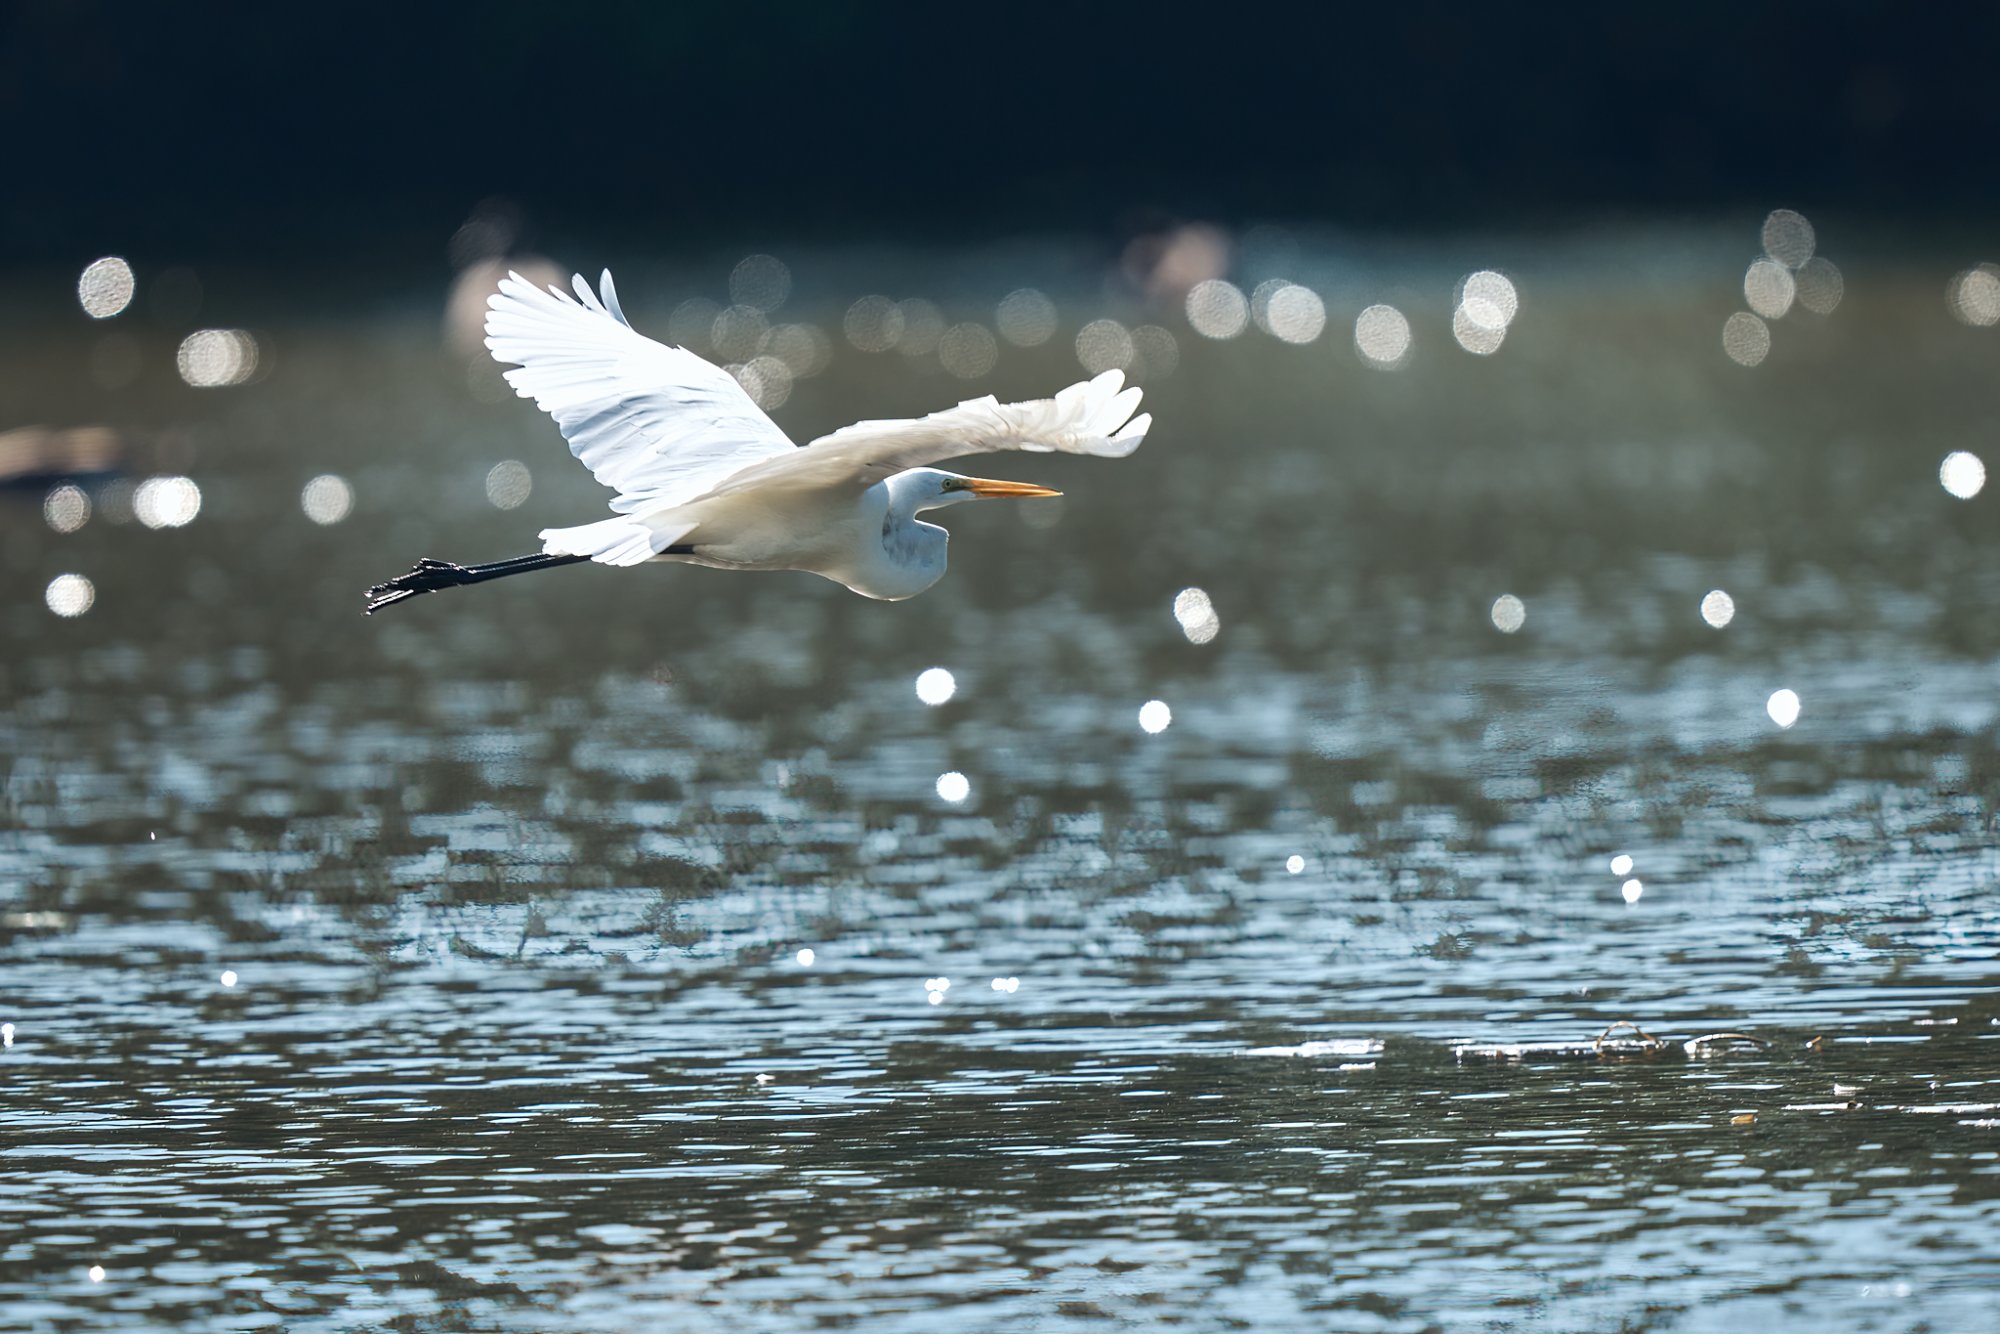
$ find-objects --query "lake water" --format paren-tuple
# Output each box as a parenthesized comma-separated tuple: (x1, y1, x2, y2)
(3, 228, 1998, 1331)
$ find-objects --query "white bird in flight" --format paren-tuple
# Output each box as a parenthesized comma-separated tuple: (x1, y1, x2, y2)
(365, 269, 1150, 613)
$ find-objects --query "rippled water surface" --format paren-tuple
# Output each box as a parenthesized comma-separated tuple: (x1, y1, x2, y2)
(4, 233, 1998, 1331)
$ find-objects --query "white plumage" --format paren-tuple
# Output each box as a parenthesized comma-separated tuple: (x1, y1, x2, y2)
(482, 271, 794, 517)
(365, 269, 1149, 611)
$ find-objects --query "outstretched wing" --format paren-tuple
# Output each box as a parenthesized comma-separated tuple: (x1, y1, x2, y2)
(484, 270, 796, 515)
(701, 369, 1149, 500)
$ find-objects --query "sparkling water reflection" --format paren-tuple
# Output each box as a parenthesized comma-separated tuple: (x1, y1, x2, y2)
(3, 230, 1999, 1332)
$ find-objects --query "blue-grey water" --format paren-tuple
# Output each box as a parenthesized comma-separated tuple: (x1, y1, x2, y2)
(3, 227, 1998, 1331)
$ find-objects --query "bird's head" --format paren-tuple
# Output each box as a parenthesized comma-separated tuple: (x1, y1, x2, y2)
(899, 467, 1062, 513)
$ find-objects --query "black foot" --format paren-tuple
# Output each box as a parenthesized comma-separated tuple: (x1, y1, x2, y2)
(363, 551, 591, 615)
(364, 558, 469, 614)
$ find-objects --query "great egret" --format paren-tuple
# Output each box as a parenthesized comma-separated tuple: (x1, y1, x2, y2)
(364, 270, 1150, 613)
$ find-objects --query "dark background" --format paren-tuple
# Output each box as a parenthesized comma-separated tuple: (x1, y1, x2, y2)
(6, 0, 1995, 276)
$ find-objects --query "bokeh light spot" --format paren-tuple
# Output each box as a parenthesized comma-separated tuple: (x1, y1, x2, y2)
(1795, 257, 1843, 315)
(1722, 312, 1771, 366)
(730, 356, 793, 410)
(1452, 302, 1507, 355)
(1018, 493, 1063, 531)
(485, 460, 532, 510)
(1138, 699, 1172, 733)
(711, 305, 770, 361)
(795, 947, 815, 967)
(668, 297, 720, 351)
(1262, 283, 1326, 344)
(728, 254, 791, 312)
(1621, 878, 1644, 904)
(763, 323, 832, 378)
(935, 771, 970, 803)
(939, 323, 999, 379)
(1767, 689, 1801, 728)
(43, 484, 90, 533)
(996, 289, 1057, 347)
(915, 667, 956, 705)
(843, 295, 904, 352)
(1940, 450, 1986, 499)
(1701, 589, 1736, 628)
(1075, 318, 1135, 373)
(1761, 209, 1816, 268)
(301, 474, 353, 525)
(134, 476, 201, 528)
(1173, 586, 1220, 644)
(46, 573, 95, 617)
(1285, 854, 1305, 875)
(96, 479, 134, 525)
(1948, 267, 2000, 326)
(1354, 304, 1411, 368)
(1453, 272, 1520, 355)
(1610, 854, 1634, 876)
(1744, 259, 1796, 319)
(1185, 279, 1248, 339)
(1491, 593, 1525, 633)
(176, 329, 258, 387)
(1459, 271, 1520, 326)
(78, 257, 135, 319)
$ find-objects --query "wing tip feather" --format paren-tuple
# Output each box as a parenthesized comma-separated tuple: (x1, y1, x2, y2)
(600, 269, 630, 326)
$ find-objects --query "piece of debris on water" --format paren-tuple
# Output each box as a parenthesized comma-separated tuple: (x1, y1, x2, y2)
(1454, 1020, 1671, 1063)
(1682, 1031, 1769, 1056)
(1731, 1113, 1758, 1126)
(1240, 1038, 1385, 1066)
(1453, 1022, 1780, 1064)
(1244, 1024, 1784, 1066)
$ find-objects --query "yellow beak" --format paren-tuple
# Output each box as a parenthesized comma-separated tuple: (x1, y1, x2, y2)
(958, 477, 1062, 499)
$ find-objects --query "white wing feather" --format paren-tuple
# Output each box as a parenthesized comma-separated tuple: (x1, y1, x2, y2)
(484, 270, 795, 516)
(703, 369, 1150, 499)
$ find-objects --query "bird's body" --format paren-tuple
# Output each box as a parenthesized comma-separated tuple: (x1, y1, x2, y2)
(655, 473, 941, 599)
(366, 269, 1149, 612)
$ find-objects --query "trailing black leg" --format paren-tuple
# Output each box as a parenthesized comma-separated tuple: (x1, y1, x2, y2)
(363, 552, 591, 614)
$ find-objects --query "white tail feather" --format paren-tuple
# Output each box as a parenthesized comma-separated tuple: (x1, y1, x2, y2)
(540, 516, 693, 567)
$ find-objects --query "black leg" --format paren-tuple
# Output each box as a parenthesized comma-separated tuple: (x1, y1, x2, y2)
(364, 552, 591, 615)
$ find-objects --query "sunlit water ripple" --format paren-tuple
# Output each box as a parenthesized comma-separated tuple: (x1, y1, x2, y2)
(3, 233, 1998, 1331)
